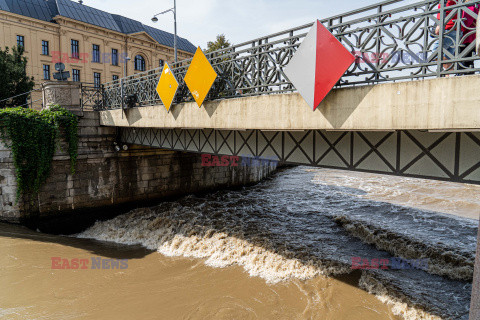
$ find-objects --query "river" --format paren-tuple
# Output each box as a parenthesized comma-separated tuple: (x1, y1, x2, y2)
(1, 167, 478, 319)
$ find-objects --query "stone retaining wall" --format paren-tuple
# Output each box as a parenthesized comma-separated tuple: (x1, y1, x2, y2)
(0, 111, 277, 226)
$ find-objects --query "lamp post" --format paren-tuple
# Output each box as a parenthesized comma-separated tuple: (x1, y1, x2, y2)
(121, 56, 130, 113)
(124, 56, 131, 77)
(151, 0, 177, 63)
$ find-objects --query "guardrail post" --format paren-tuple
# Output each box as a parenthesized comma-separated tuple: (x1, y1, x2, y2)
(120, 78, 125, 118)
(80, 83, 83, 112)
(477, 11, 480, 55)
(101, 84, 105, 110)
(437, 0, 445, 77)
(375, 5, 382, 83)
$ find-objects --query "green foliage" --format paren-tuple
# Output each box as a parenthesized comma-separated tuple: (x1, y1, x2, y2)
(0, 106, 78, 199)
(0, 46, 35, 108)
(206, 34, 231, 53)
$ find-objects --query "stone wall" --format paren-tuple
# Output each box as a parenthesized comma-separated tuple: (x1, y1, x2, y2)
(0, 111, 277, 230)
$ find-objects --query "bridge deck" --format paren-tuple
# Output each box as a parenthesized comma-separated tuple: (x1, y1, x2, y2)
(100, 75, 480, 131)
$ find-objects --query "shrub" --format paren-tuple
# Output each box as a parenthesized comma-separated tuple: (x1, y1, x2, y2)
(0, 106, 78, 200)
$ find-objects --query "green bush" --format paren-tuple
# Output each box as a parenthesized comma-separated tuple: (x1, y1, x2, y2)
(0, 106, 78, 200)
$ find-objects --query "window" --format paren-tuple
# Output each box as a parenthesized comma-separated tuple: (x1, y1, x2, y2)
(134, 55, 145, 71)
(71, 40, 79, 59)
(112, 75, 119, 82)
(41, 40, 49, 55)
(72, 69, 80, 82)
(112, 49, 118, 66)
(94, 72, 101, 88)
(92, 44, 100, 63)
(159, 59, 164, 68)
(17, 35, 24, 48)
(43, 64, 50, 80)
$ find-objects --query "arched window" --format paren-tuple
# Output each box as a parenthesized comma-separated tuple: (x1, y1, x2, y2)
(134, 55, 146, 71)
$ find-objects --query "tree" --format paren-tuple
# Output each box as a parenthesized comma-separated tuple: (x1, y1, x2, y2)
(206, 34, 231, 53)
(0, 46, 35, 108)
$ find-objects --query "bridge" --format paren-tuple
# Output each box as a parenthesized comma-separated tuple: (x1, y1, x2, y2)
(93, 0, 480, 186)
(0, 0, 474, 318)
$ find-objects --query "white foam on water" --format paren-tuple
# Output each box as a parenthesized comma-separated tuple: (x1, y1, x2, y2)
(77, 207, 350, 284)
(359, 272, 442, 320)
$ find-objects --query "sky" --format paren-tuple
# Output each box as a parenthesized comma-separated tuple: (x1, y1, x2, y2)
(82, 0, 382, 48)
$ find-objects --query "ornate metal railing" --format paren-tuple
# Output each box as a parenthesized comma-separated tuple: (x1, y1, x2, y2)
(103, 0, 480, 110)
(81, 83, 104, 111)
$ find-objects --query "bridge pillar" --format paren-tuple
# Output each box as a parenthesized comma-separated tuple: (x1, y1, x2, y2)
(471, 219, 480, 319)
(42, 81, 81, 115)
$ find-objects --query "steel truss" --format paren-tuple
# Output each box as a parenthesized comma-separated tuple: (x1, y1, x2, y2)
(120, 128, 480, 185)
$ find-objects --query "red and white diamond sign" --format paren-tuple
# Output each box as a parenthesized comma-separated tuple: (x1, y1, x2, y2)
(284, 20, 355, 110)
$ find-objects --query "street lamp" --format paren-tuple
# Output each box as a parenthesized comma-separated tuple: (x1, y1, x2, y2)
(151, 0, 177, 63)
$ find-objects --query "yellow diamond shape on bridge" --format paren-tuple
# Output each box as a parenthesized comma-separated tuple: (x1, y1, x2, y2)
(156, 62, 179, 111)
(184, 47, 217, 107)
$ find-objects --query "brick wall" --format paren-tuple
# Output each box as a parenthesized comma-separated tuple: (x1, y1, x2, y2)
(0, 111, 277, 226)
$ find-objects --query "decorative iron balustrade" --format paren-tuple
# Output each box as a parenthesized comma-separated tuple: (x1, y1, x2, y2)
(103, 0, 480, 110)
(81, 83, 105, 111)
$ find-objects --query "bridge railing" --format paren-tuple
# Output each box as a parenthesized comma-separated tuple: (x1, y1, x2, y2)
(80, 83, 105, 111)
(103, 0, 480, 110)
(0, 87, 43, 109)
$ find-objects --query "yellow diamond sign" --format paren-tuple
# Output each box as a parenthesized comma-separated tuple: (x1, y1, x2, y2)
(156, 62, 179, 111)
(184, 47, 217, 107)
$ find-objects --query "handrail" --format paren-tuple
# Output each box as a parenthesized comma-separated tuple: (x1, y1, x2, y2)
(0, 88, 42, 104)
(14, 98, 43, 109)
(102, 0, 480, 110)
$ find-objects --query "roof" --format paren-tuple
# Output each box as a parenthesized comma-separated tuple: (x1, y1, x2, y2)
(2, 0, 59, 22)
(56, 0, 122, 32)
(0, 0, 196, 53)
(0, 0, 9, 12)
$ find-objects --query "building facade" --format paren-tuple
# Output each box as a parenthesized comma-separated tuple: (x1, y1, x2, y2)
(0, 0, 196, 91)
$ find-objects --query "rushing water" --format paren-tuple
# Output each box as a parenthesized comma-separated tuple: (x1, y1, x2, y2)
(1, 167, 479, 319)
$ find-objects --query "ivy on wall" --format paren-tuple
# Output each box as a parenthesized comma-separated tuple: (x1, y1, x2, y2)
(0, 106, 78, 199)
